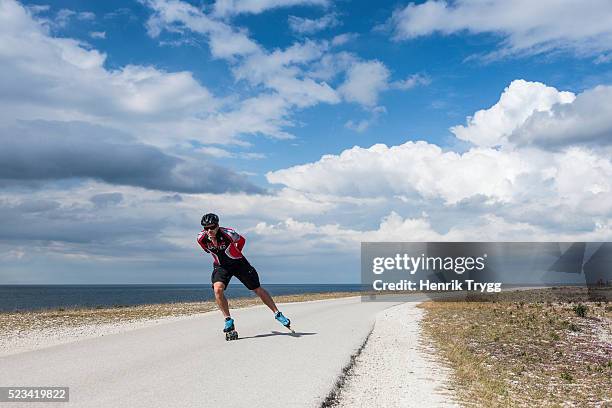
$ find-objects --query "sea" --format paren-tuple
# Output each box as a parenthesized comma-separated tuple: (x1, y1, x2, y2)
(0, 284, 364, 312)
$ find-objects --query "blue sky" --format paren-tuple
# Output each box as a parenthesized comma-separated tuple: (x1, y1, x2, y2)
(27, 0, 606, 175)
(1, 0, 612, 284)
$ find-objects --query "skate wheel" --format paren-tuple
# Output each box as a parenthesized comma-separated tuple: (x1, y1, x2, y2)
(225, 330, 238, 341)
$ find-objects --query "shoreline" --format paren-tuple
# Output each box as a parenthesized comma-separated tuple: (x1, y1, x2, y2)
(0, 291, 358, 357)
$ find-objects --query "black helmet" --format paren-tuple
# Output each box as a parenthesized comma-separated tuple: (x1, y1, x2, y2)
(201, 213, 219, 226)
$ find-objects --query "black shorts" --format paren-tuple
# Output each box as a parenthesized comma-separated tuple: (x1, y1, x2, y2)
(211, 261, 261, 290)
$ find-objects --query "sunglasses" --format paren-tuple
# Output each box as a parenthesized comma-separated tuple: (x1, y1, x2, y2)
(203, 224, 218, 231)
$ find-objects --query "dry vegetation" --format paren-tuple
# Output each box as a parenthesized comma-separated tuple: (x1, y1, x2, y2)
(0, 291, 358, 335)
(419, 287, 612, 407)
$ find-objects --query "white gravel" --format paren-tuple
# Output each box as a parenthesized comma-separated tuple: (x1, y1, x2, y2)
(333, 302, 459, 408)
(0, 314, 200, 357)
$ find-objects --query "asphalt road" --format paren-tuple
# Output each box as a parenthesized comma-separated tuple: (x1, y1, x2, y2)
(0, 296, 400, 408)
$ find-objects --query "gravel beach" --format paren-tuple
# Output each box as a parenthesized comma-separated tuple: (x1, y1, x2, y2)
(0, 313, 202, 357)
(0, 292, 358, 357)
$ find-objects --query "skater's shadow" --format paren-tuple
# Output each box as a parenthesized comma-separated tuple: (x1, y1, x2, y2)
(238, 330, 317, 340)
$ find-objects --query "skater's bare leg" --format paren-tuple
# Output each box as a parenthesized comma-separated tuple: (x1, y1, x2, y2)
(253, 286, 278, 313)
(213, 282, 231, 318)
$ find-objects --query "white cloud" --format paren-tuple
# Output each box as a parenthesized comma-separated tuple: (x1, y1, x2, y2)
(199, 93, 295, 140)
(262, 142, 612, 244)
(198, 146, 266, 159)
(266, 141, 540, 205)
(391, 73, 431, 90)
(306, 51, 357, 81)
(388, 0, 612, 59)
(104, 8, 133, 20)
(77, 11, 95, 21)
(451, 79, 575, 147)
(144, 0, 259, 58)
(25, 4, 49, 14)
(4, 0, 611, 281)
(89, 31, 106, 39)
(207, 25, 260, 59)
(241, 152, 266, 160)
(344, 119, 370, 133)
(231, 39, 340, 107)
(344, 106, 386, 133)
(247, 211, 612, 250)
(213, 0, 328, 18)
(331, 32, 357, 46)
(264, 79, 612, 244)
(198, 146, 235, 158)
(338, 60, 390, 107)
(510, 84, 612, 149)
(143, 0, 345, 139)
(0, 0, 231, 147)
(451, 79, 612, 150)
(144, 0, 418, 130)
(2, 0, 341, 148)
(55, 9, 95, 28)
(288, 13, 339, 34)
(266, 137, 612, 220)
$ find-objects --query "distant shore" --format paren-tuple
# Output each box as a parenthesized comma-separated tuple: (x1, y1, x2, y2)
(0, 283, 364, 312)
(0, 291, 358, 357)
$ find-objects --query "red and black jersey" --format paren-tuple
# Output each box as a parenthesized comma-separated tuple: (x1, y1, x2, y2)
(197, 226, 248, 267)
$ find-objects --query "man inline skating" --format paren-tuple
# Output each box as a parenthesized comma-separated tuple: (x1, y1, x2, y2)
(197, 213, 291, 340)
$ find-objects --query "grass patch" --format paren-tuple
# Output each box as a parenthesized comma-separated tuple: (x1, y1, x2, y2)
(419, 287, 612, 407)
(573, 303, 589, 318)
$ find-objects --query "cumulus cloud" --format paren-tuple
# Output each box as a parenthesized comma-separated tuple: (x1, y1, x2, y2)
(288, 13, 339, 34)
(451, 79, 575, 147)
(249, 211, 612, 250)
(451, 79, 612, 150)
(388, 0, 612, 59)
(265, 78, 612, 244)
(0, 181, 350, 263)
(338, 60, 390, 107)
(510, 84, 612, 148)
(268, 138, 611, 214)
(231, 39, 340, 107)
(337, 63, 427, 108)
(264, 140, 612, 241)
(3, 0, 611, 282)
(267, 141, 542, 204)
